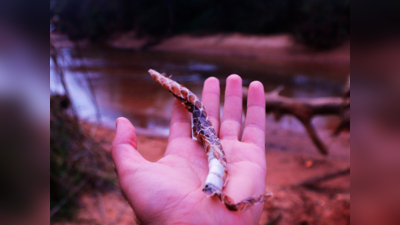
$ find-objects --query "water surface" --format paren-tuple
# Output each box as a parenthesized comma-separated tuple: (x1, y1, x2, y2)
(50, 46, 349, 137)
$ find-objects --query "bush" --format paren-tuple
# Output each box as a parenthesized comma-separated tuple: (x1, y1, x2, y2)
(50, 95, 114, 220)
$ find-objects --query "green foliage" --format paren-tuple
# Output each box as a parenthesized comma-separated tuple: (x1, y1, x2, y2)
(50, 95, 114, 220)
(51, 0, 349, 49)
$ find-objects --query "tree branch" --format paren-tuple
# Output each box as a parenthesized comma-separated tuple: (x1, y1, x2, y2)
(243, 81, 350, 155)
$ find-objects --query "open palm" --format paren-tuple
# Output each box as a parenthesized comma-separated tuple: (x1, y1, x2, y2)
(112, 75, 267, 225)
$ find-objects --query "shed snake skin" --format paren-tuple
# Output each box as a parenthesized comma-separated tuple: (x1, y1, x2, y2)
(148, 69, 272, 212)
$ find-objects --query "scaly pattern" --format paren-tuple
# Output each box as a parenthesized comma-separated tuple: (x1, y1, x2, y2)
(148, 69, 272, 212)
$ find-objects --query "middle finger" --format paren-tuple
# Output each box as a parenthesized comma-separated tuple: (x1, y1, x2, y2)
(220, 75, 243, 140)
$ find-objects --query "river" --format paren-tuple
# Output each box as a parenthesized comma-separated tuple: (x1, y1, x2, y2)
(50, 46, 349, 139)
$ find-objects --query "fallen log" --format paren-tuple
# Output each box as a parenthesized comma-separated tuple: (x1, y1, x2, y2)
(243, 82, 349, 155)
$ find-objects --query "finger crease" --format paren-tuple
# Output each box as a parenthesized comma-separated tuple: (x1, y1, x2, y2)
(202, 92, 220, 98)
(244, 123, 265, 132)
(246, 105, 265, 110)
(225, 94, 242, 101)
(171, 122, 191, 129)
(221, 118, 242, 126)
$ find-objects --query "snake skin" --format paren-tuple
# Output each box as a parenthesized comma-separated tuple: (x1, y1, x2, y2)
(148, 69, 272, 212)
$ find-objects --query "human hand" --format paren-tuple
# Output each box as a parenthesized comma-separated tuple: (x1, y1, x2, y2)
(111, 75, 266, 224)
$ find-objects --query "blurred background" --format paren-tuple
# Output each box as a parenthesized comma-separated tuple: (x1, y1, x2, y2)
(48, 0, 351, 224)
(14, 0, 400, 224)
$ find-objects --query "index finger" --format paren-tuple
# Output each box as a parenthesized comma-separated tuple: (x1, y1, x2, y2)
(201, 77, 221, 135)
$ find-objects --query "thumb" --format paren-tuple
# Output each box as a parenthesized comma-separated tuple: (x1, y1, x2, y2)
(111, 117, 149, 174)
(113, 117, 138, 149)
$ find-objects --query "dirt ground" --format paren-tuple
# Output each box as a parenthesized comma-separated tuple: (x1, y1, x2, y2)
(57, 118, 349, 225)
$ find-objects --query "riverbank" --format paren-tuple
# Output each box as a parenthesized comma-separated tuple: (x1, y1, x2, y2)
(109, 32, 350, 66)
(51, 32, 350, 81)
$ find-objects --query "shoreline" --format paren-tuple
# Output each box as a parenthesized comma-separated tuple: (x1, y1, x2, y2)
(109, 33, 350, 66)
